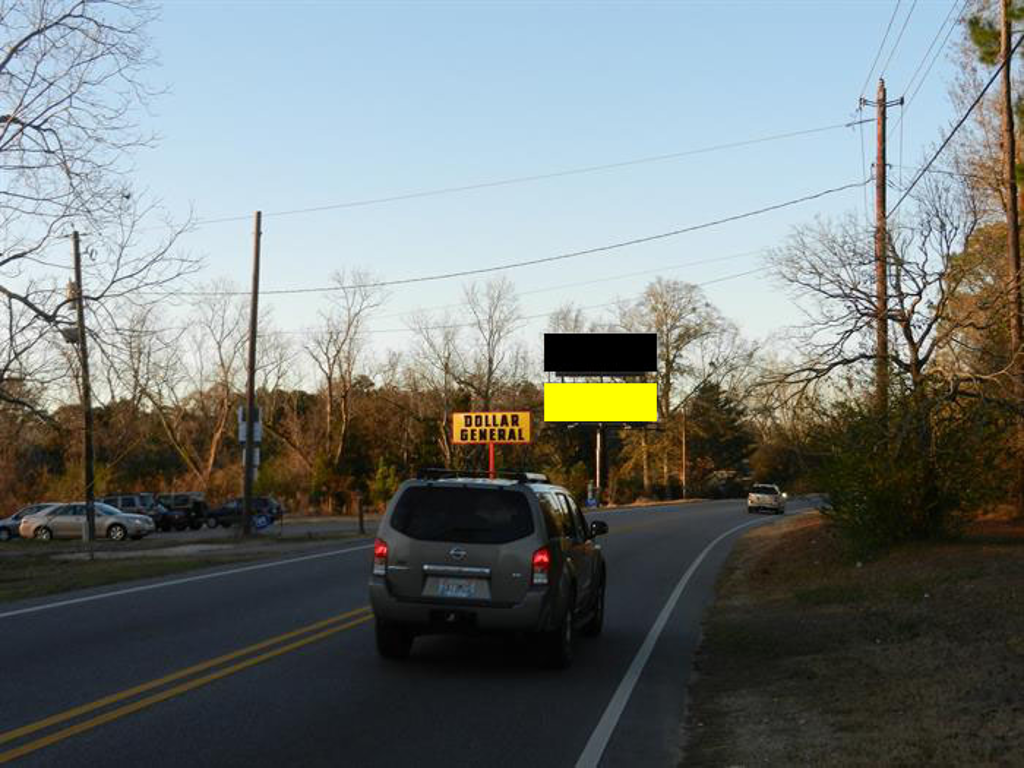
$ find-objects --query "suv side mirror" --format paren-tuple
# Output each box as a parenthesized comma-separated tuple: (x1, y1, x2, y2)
(590, 520, 609, 537)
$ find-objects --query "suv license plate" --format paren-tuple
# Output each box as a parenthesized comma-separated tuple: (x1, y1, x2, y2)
(438, 578, 476, 598)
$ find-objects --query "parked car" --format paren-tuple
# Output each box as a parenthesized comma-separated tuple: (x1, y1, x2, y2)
(99, 493, 186, 532)
(19, 502, 155, 541)
(156, 493, 208, 530)
(205, 496, 284, 528)
(747, 483, 786, 515)
(369, 469, 608, 668)
(0, 503, 59, 541)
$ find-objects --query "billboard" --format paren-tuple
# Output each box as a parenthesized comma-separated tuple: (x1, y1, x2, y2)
(543, 332, 657, 375)
(543, 382, 657, 423)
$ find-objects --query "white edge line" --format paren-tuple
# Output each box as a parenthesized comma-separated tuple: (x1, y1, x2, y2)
(575, 517, 767, 768)
(0, 543, 374, 620)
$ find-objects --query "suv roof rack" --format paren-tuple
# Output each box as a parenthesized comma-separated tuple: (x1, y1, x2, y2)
(416, 468, 550, 484)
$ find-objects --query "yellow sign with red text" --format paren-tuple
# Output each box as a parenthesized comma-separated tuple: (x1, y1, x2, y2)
(452, 411, 531, 445)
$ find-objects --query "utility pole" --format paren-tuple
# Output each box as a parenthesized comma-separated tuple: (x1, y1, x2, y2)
(860, 79, 902, 418)
(680, 408, 687, 499)
(71, 231, 96, 560)
(242, 211, 262, 536)
(594, 424, 602, 507)
(1000, 0, 1024, 516)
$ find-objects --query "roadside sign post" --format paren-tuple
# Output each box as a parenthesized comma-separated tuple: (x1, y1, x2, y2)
(238, 404, 263, 535)
(452, 411, 532, 476)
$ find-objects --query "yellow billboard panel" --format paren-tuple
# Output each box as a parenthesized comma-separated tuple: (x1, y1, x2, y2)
(543, 382, 658, 423)
(452, 411, 531, 444)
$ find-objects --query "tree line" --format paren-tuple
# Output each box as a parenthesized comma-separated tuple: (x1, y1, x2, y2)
(0, 269, 772, 514)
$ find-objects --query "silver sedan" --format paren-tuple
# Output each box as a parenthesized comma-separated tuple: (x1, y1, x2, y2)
(19, 502, 156, 541)
(0, 503, 58, 541)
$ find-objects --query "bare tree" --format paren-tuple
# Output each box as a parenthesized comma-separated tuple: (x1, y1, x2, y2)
(0, 1, 196, 413)
(458, 277, 524, 411)
(408, 310, 462, 468)
(770, 171, 989, 401)
(546, 302, 589, 334)
(616, 278, 743, 493)
(304, 271, 384, 510)
(134, 285, 257, 493)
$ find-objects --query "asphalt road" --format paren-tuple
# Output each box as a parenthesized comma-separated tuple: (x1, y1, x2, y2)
(0, 497, 817, 767)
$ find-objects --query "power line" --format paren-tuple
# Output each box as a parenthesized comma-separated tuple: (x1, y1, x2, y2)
(185, 120, 872, 228)
(858, 105, 872, 224)
(904, 0, 963, 107)
(889, 0, 965, 137)
(373, 248, 765, 322)
(861, 0, 903, 97)
(151, 179, 868, 299)
(374, 265, 772, 336)
(120, 263, 772, 339)
(879, 0, 919, 79)
(892, 162, 987, 181)
(889, 31, 1024, 215)
(904, 0, 962, 102)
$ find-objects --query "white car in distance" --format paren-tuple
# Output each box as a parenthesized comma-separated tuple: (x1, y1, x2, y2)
(747, 484, 786, 515)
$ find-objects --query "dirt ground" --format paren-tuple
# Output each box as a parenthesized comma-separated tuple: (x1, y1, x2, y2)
(682, 511, 1024, 767)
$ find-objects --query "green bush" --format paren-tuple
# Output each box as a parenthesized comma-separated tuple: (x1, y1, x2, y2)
(815, 389, 1004, 556)
(369, 459, 400, 511)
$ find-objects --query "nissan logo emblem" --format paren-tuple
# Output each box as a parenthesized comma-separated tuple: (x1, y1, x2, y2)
(448, 547, 467, 561)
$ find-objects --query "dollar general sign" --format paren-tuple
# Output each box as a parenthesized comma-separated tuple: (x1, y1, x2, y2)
(452, 411, 531, 445)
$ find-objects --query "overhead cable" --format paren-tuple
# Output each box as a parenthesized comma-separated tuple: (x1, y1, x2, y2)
(861, 0, 904, 97)
(152, 179, 868, 298)
(187, 120, 872, 228)
(889, 31, 1024, 215)
(879, 0, 919, 80)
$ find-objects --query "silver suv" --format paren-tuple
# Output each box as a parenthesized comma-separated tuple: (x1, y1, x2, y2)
(368, 470, 609, 668)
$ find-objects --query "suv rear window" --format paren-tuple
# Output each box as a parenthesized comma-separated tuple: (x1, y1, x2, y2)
(390, 486, 534, 544)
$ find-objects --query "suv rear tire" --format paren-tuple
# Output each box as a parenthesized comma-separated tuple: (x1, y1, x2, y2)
(540, 605, 575, 669)
(376, 619, 413, 659)
(581, 578, 605, 638)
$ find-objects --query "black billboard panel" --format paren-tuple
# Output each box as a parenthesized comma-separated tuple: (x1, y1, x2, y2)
(544, 333, 657, 375)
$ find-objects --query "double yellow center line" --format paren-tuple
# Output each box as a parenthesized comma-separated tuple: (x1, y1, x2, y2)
(0, 605, 373, 763)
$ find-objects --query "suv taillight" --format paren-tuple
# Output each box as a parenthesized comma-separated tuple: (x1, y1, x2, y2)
(373, 538, 388, 576)
(532, 546, 551, 586)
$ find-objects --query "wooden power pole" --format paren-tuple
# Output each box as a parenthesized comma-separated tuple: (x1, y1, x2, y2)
(680, 408, 687, 499)
(71, 231, 96, 559)
(242, 211, 262, 536)
(1000, 0, 1024, 516)
(861, 79, 902, 418)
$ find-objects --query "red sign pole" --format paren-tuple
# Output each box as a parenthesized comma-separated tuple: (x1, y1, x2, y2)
(488, 442, 496, 479)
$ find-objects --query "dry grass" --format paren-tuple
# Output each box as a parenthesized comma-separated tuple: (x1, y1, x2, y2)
(682, 512, 1024, 767)
(0, 553, 268, 604)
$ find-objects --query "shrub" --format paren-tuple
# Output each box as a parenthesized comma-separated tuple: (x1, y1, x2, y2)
(815, 388, 1004, 556)
(369, 459, 400, 511)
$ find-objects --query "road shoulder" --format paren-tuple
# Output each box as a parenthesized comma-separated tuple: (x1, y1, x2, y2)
(0, 536, 372, 605)
(682, 511, 1024, 766)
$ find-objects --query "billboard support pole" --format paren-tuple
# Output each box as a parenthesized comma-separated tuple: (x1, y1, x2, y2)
(488, 442, 496, 479)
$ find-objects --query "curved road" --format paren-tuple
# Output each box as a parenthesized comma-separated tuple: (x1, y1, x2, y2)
(0, 497, 816, 767)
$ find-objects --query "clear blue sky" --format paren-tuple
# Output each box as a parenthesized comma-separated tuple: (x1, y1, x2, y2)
(134, 0, 964, 357)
